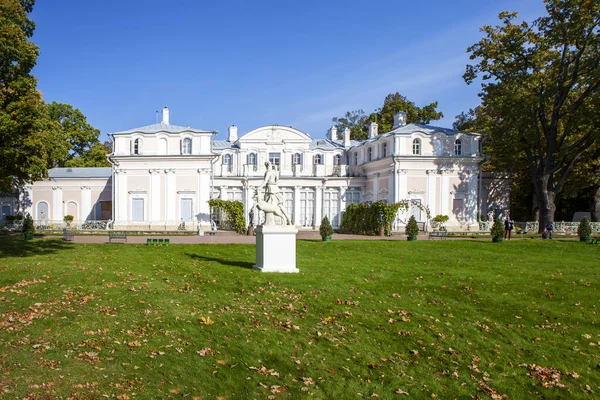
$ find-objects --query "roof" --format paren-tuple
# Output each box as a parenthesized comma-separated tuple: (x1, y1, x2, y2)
(212, 140, 239, 150)
(113, 123, 214, 135)
(309, 139, 360, 150)
(389, 123, 478, 136)
(48, 168, 112, 179)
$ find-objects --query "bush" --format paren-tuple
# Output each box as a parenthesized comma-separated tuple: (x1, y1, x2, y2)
(319, 216, 334, 238)
(207, 200, 246, 234)
(577, 217, 592, 238)
(405, 216, 419, 238)
(491, 218, 504, 239)
(64, 215, 74, 222)
(22, 213, 35, 234)
(432, 215, 449, 225)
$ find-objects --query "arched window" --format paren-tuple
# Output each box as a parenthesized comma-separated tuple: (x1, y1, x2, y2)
(248, 153, 257, 165)
(333, 154, 341, 165)
(367, 147, 372, 161)
(413, 139, 421, 155)
(314, 154, 323, 165)
(132, 138, 142, 155)
(223, 154, 232, 171)
(354, 152, 358, 165)
(182, 138, 192, 155)
(382, 142, 387, 158)
(454, 139, 463, 156)
(293, 153, 302, 165)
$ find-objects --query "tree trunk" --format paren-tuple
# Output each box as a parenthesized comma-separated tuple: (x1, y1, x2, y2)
(535, 174, 556, 232)
(594, 186, 600, 222)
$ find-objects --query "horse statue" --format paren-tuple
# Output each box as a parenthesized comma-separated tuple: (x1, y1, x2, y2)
(252, 188, 291, 226)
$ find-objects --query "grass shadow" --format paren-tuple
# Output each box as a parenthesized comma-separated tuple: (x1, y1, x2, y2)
(184, 253, 254, 270)
(0, 236, 75, 258)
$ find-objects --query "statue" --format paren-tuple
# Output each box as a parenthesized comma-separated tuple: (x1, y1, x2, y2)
(254, 161, 291, 226)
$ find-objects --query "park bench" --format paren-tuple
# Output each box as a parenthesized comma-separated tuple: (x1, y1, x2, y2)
(429, 229, 447, 240)
(62, 228, 74, 242)
(146, 238, 170, 246)
(108, 231, 127, 243)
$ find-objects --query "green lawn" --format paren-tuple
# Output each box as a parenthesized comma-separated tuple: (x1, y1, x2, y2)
(0, 238, 598, 399)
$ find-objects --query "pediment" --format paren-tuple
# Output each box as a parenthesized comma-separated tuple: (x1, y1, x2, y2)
(239, 126, 312, 144)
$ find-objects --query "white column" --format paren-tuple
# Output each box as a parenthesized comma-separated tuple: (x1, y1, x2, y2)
(81, 186, 91, 221)
(440, 171, 449, 216)
(373, 173, 380, 201)
(315, 185, 322, 226)
(398, 170, 408, 200)
(293, 186, 301, 226)
(220, 186, 228, 201)
(426, 170, 437, 217)
(150, 170, 161, 222)
(339, 186, 347, 214)
(197, 168, 211, 228)
(52, 186, 63, 221)
(467, 171, 477, 223)
(117, 170, 128, 223)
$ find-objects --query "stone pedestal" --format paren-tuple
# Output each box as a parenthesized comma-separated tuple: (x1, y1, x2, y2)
(254, 225, 299, 273)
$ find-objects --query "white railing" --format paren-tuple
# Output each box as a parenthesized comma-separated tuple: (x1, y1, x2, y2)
(479, 221, 600, 234)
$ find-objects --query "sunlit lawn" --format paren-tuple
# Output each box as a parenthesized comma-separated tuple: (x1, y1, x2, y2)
(0, 237, 598, 399)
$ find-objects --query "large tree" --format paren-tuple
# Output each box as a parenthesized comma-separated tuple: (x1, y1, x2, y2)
(464, 1, 600, 230)
(0, 0, 49, 191)
(331, 93, 443, 140)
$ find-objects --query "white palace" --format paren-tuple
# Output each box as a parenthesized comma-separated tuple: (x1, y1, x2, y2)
(2, 108, 508, 231)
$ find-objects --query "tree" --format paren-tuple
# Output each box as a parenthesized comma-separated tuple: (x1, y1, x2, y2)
(464, 2, 600, 231)
(331, 93, 444, 140)
(331, 110, 368, 140)
(0, 0, 49, 191)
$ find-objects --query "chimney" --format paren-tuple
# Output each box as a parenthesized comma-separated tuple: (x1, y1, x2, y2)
(329, 126, 338, 141)
(343, 127, 351, 148)
(161, 107, 170, 124)
(393, 111, 407, 129)
(228, 125, 238, 142)
(368, 122, 378, 139)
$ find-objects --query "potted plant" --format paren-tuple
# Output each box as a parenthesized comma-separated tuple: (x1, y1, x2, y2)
(405, 215, 419, 241)
(491, 218, 504, 243)
(319, 216, 334, 241)
(577, 217, 592, 243)
(64, 214, 74, 227)
(431, 214, 449, 230)
(22, 213, 35, 240)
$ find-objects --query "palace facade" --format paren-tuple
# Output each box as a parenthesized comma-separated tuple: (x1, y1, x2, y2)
(8, 108, 509, 231)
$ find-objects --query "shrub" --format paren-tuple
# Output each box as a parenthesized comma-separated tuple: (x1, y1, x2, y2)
(432, 215, 449, 225)
(64, 215, 74, 222)
(22, 213, 35, 234)
(577, 217, 592, 238)
(319, 216, 334, 238)
(491, 218, 504, 239)
(207, 200, 246, 234)
(405, 216, 419, 238)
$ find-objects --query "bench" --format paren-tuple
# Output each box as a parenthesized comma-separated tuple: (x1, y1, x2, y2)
(429, 230, 447, 240)
(108, 231, 127, 243)
(146, 238, 170, 246)
(62, 228, 74, 242)
(589, 238, 599, 245)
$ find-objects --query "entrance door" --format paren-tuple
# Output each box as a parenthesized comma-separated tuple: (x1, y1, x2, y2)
(100, 201, 112, 220)
(410, 199, 422, 222)
(180, 198, 193, 222)
(1, 205, 10, 220)
(132, 198, 144, 221)
(300, 191, 314, 227)
(323, 190, 340, 227)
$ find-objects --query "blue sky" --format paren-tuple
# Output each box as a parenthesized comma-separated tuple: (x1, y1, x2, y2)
(30, 0, 546, 142)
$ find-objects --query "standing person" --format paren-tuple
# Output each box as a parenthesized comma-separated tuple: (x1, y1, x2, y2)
(504, 215, 514, 240)
(546, 221, 554, 240)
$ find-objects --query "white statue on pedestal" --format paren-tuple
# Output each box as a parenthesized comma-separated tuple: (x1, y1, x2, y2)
(253, 161, 291, 226)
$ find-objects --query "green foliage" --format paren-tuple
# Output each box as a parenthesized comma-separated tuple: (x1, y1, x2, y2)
(491, 218, 505, 239)
(463, 1, 600, 230)
(405, 215, 419, 238)
(21, 212, 34, 234)
(432, 215, 449, 224)
(577, 217, 592, 238)
(5, 214, 22, 222)
(319, 216, 334, 238)
(208, 199, 245, 234)
(340, 200, 429, 236)
(331, 110, 369, 140)
(63, 215, 74, 222)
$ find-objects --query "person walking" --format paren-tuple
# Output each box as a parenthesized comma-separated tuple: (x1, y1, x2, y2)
(504, 215, 514, 240)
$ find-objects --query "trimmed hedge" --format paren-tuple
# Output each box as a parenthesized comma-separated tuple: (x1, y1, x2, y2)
(207, 200, 246, 234)
(340, 201, 430, 236)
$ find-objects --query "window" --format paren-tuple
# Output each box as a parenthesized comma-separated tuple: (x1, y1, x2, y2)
(269, 152, 280, 166)
(354, 152, 358, 165)
(180, 198, 193, 222)
(293, 153, 302, 165)
(367, 147, 372, 161)
(223, 154, 232, 171)
(333, 154, 341, 165)
(345, 190, 361, 207)
(323, 190, 340, 227)
(182, 138, 192, 155)
(382, 142, 387, 158)
(133, 138, 140, 155)
(132, 198, 144, 221)
(314, 154, 323, 165)
(413, 139, 421, 155)
(454, 139, 463, 155)
(248, 153, 257, 165)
